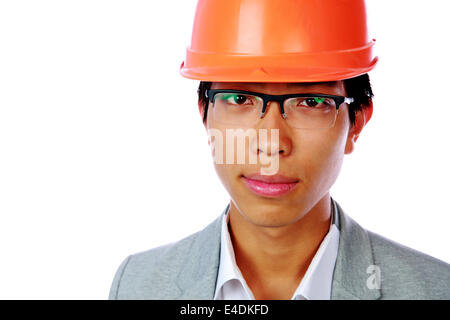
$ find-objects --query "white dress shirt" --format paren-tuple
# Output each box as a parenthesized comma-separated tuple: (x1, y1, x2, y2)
(214, 203, 340, 300)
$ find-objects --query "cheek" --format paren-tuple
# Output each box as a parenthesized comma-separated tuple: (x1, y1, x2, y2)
(297, 119, 349, 192)
(206, 120, 246, 195)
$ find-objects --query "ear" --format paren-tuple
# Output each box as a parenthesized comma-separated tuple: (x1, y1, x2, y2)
(198, 101, 210, 147)
(344, 99, 373, 154)
(198, 101, 207, 127)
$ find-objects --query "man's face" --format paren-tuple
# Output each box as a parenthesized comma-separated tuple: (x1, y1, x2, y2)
(204, 81, 361, 228)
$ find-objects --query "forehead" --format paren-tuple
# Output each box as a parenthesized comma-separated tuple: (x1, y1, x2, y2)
(211, 81, 346, 95)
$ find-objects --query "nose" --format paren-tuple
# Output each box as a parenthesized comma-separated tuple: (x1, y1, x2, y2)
(251, 101, 293, 157)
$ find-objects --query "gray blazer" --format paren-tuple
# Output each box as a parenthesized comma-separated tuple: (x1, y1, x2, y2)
(109, 200, 450, 299)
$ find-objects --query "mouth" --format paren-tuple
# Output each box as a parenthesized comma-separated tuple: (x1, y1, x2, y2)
(241, 173, 299, 197)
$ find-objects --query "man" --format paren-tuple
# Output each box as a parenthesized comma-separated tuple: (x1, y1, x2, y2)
(109, 0, 450, 299)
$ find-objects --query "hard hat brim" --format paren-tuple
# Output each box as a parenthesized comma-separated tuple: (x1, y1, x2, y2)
(180, 40, 378, 82)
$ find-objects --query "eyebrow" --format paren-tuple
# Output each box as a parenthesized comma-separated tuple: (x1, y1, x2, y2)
(287, 81, 338, 87)
(211, 81, 342, 93)
(243, 81, 340, 88)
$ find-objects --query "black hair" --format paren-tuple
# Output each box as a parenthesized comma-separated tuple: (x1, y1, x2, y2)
(197, 73, 374, 128)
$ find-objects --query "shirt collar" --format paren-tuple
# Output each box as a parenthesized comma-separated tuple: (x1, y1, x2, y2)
(214, 204, 256, 299)
(292, 222, 339, 299)
(214, 200, 340, 300)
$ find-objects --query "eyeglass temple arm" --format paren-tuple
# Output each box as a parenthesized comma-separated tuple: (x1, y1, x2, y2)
(344, 97, 354, 104)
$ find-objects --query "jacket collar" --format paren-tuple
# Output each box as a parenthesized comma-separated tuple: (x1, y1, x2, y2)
(174, 199, 381, 300)
(330, 200, 381, 300)
(174, 206, 225, 299)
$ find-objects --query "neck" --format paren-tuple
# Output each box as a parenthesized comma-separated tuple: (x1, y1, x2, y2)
(228, 194, 332, 294)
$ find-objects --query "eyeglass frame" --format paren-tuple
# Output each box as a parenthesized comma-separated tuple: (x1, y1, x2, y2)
(205, 89, 354, 125)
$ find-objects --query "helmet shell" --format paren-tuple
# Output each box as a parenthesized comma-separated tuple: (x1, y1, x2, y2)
(180, 0, 377, 82)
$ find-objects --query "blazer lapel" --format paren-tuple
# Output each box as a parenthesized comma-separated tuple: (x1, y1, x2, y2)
(174, 204, 227, 299)
(331, 199, 381, 300)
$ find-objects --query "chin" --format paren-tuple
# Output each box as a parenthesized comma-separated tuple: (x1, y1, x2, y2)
(235, 200, 305, 228)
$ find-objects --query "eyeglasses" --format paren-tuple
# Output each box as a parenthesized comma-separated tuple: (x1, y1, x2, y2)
(206, 89, 354, 129)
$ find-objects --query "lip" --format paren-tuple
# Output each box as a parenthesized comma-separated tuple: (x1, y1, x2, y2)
(242, 173, 299, 197)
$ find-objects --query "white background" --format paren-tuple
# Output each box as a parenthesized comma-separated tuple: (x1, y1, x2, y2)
(0, 1, 449, 299)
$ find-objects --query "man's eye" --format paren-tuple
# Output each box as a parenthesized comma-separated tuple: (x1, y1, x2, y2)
(224, 94, 251, 105)
(302, 97, 327, 107)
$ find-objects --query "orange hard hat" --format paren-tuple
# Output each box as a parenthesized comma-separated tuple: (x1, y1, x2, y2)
(180, 0, 377, 82)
